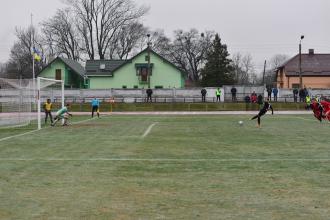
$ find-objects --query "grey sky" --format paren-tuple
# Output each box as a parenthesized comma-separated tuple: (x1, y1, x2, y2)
(1, 0, 329, 71)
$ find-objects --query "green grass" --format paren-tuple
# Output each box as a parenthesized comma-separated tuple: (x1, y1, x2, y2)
(0, 115, 330, 219)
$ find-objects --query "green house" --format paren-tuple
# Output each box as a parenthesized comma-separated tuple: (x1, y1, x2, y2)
(86, 48, 186, 89)
(38, 57, 87, 88)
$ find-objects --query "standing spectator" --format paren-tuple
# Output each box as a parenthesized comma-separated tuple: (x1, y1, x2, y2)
(299, 88, 305, 102)
(91, 97, 100, 118)
(250, 91, 257, 103)
(303, 87, 309, 99)
(201, 88, 207, 102)
(146, 88, 153, 102)
(43, 98, 53, 124)
(267, 87, 272, 101)
(293, 88, 298, 102)
(231, 86, 237, 102)
(257, 94, 263, 105)
(272, 87, 278, 102)
(215, 88, 222, 102)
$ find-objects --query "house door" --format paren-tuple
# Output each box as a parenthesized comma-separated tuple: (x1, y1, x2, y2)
(55, 69, 62, 80)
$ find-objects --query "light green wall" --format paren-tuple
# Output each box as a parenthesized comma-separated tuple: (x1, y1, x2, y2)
(89, 51, 184, 89)
(39, 60, 66, 82)
(39, 59, 85, 88)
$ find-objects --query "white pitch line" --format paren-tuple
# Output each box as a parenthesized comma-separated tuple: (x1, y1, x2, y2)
(1, 158, 330, 162)
(0, 117, 98, 143)
(0, 130, 40, 143)
(142, 122, 158, 138)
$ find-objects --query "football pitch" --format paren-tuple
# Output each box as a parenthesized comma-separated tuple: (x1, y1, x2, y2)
(0, 114, 330, 219)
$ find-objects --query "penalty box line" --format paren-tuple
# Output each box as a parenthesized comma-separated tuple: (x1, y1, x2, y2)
(1, 158, 330, 162)
(0, 117, 99, 143)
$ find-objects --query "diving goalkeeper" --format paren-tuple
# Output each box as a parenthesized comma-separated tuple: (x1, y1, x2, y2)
(51, 104, 73, 126)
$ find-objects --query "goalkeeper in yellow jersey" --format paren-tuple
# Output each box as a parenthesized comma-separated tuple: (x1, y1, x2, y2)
(43, 99, 53, 124)
(51, 103, 73, 126)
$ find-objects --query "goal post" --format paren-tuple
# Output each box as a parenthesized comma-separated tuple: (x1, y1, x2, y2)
(37, 77, 64, 130)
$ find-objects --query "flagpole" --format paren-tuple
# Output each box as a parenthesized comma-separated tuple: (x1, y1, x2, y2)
(31, 13, 36, 102)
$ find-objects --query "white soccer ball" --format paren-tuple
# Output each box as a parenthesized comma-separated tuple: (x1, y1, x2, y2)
(239, 121, 244, 126)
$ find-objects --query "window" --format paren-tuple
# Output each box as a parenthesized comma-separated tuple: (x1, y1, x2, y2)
(55, 69, 62, 80)
(134, 85, 139, 89)
(122, 85, 127, 89)
(155, 86, 163, 89)
(292, 84, 300, 89)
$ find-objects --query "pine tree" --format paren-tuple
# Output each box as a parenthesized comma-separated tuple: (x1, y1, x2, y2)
(201, 34, 234, 87)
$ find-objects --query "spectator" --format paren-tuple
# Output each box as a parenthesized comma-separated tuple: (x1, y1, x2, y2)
(299, 88, 305, 102)
(231, 86, 237, 102)
(272, 87, 278, 102)
(293, 88, 298, 102)
(201, 88, 207, 102)
(146, 88, 153, 102)
(267, 87, 272, 101)
(244, 96, 251, 103)
(250, 91, 257, 103)
(215, 88, 221, 102)
(303, 87, 309, 99)
(257, 94, 263, 105)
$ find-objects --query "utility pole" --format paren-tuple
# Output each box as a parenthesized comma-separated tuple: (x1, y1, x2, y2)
(299, 35, 304, 89)
(263, 60, 267, 86)
(147, 34, 151, 89)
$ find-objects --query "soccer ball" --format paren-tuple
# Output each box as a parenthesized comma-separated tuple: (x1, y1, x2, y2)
(239, 121, 244, 126)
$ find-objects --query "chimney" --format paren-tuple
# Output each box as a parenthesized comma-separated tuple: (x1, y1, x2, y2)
(308, 49, 314, 55)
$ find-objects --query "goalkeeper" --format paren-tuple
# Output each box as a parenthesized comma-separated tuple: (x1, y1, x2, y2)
(91, 97, 100, 118)
(51, 104, 73, 126)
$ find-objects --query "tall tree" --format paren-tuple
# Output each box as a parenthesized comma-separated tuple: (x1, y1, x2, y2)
(5, 27, 45, 79)
(231, 52, 256, 85)
(65, 0, 148, 60)
(169, 29, 213, 82)
(42, 8, 81, 61)
(201, 34, 234, 86)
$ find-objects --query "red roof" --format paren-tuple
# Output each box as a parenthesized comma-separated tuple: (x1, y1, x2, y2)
(279, 54, 330, 76)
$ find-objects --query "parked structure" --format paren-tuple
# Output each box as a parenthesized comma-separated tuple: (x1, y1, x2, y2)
(276, 49, 330, 89)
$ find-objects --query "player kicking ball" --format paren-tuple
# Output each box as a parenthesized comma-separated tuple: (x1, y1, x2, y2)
(251, 101, 273, 128)
(51, 104, 73, 126)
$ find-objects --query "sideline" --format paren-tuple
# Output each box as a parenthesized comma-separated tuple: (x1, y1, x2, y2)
(142, 122, 158, 138)
(0, 158, 330, 162)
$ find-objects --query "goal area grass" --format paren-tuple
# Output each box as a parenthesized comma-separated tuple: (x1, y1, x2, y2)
(0, 114, 329, 219)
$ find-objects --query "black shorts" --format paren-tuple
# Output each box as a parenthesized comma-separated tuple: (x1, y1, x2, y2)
(258, 110, 267, 117)
(92, 106, 99, 112)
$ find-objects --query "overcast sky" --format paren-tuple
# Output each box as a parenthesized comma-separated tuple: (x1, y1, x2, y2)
(1, 0, 329, 71)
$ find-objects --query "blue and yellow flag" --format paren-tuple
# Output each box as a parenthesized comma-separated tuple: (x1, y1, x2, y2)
(32, 47, 42, 62)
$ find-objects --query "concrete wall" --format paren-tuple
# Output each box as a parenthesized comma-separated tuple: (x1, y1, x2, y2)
(2, 87, 330, 103)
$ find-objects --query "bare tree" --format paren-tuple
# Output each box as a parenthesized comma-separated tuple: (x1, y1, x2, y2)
(270, 54, 289, 70)
(169, 29, 214, 82)
(109, 22, 148, 59)
(65, 0, 149, 60)
(232, 52, 256, 84)
(5, 27, 45, 79)
(42, 8, 81, 61)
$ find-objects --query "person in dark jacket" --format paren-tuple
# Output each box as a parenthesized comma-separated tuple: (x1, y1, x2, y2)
(231, 87, 237, 102)
(267, 87, 272, 101)
(201, 88, 207, 102)
(146, 88, 153, 102)
(299, 88, 305, 102)
(293, 88, 298, 102)
(251, 101, 274, 128)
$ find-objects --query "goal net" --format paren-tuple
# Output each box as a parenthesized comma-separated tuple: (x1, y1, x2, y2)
(0, 78, 35, 128)
(0, 77, 64, 130)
